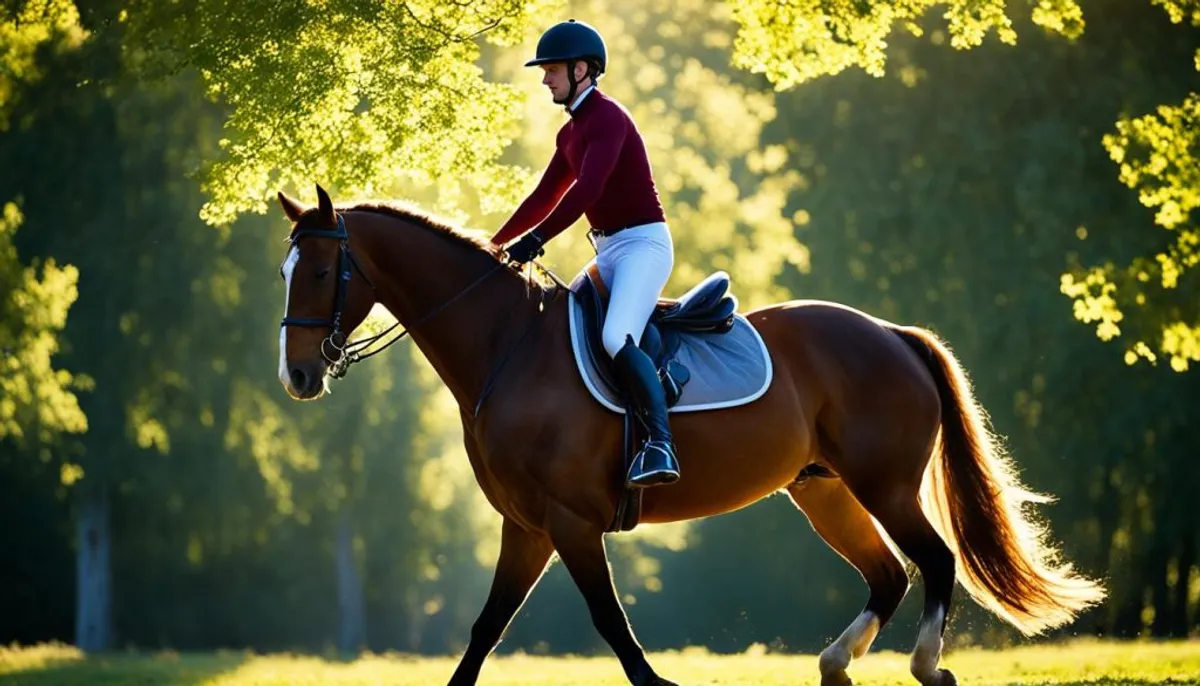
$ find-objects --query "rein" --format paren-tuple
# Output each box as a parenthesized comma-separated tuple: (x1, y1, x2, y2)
(327, 260, 509, 380)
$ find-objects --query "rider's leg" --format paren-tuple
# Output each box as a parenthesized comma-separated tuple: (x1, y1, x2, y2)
(595, 223, 678, 488)
(612, 334, 679, 487)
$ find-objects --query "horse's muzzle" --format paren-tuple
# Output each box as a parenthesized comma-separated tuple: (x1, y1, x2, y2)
(286, 360, 327, 400)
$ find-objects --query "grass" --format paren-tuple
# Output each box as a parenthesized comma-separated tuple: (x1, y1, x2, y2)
(0, 638, 1197, 685)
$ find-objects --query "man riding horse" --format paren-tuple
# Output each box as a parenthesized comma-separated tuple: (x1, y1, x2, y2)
(491, 19, 680, 489)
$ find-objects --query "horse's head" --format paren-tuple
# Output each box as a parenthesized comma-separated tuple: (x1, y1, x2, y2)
(276, 184, 376, 400)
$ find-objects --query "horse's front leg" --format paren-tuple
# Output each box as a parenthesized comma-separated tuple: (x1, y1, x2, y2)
(448, 517, 554, 686)
(546, 502, 677, 686)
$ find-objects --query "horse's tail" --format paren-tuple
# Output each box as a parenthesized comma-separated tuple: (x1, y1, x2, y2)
(891, 325, 1106, 636)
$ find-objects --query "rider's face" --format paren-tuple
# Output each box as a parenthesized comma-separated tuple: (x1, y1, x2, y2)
(541, 62, 591, 105)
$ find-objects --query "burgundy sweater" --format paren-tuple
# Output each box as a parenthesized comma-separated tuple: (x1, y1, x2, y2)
(491, 88, 666, 245)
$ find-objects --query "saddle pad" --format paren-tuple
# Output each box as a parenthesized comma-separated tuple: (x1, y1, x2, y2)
(567, 291, 774, 414)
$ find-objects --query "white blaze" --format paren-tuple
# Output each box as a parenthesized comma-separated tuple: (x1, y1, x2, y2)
(278, 245, 299, 388)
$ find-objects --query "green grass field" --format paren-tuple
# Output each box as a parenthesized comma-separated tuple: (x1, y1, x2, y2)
(1, 639, 1197, 685)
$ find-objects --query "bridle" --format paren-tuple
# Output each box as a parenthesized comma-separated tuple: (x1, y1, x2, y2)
(280, 213, 374, 372)
(279, 211, 566, 395)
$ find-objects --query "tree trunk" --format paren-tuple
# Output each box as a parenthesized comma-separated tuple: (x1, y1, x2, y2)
(405, 586, 425, 653)
(1093, 468, 1123, 633)
(1149, 540, 1171, 636)
(1170, 531, 1194, 637)
(335, 507, 366, 654)
(74, 488, 112, 652)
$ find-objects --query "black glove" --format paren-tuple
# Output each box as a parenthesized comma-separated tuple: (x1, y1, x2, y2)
(505, 231, 546, 264)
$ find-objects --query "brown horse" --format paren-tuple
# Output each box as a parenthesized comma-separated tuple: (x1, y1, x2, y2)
(276, 185, 1104, 686)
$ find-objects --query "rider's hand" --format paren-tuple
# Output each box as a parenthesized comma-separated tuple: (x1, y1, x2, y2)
(505, 231, 545, 264)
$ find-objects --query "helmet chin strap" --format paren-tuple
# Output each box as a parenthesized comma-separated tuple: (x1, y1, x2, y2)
(562, 59, 580, 109)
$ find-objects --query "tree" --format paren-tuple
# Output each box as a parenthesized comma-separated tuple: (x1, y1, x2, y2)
(723, 0, 1200, 371)
(106, 0, 558, 225)
(0, 200, 86, 449)
(1062, 0, 1200, 371)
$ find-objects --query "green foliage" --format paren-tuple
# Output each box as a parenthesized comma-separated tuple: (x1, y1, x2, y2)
(114, 0, 560, 225)
(724, 0, 1084, 90)
(0, 199, 87, 448)
(0, 0, 87, 128)
(721, 0, 1200, 372)
(1062, 3, 1200, 371)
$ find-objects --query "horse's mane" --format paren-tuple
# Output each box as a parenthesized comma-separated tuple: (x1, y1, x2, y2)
(333, 199, 554, 289)
(346, 200, 498, 255)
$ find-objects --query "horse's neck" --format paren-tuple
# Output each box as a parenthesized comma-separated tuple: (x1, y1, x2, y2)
(355, 213, 542, 412)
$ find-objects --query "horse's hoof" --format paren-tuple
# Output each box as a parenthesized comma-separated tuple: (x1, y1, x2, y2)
(821, 670, 853, 686)
(924, 668, 956, 686)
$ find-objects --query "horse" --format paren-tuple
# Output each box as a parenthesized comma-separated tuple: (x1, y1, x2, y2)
(275, 184, 1104, 686)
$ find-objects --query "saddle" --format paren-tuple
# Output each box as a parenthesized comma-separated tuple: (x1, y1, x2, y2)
(570, 262, 739, 532)
(573, 262, 738, 407)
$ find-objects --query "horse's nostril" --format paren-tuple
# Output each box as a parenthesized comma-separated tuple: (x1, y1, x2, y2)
(290, 367, 307, 391)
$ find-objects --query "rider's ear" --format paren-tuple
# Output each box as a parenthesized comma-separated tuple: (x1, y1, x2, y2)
(278, 191, 305, 223)
(316, 184, 335, 226)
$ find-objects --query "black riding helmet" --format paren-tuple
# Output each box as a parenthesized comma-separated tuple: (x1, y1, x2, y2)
(525, 19, 607, 106)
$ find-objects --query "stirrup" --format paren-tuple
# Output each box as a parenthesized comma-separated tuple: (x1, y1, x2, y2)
(626, 441, 680, 488)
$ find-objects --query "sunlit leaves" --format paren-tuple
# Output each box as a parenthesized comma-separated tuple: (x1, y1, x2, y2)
(1062, 9, 1200, 371)
(1031, 0, 1086, 39)
(1105, 95, 1200, 234)
(724, 0, 1082, 90)
(0, 0, 87, 129)
(0, 199, 88, 445)
(116, 0, 557, 225)
(1151, 0, 1200, 24)
(1059, 267, 1123, 341)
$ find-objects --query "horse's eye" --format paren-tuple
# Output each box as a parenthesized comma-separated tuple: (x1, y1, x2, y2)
(316, 267, 331, 280)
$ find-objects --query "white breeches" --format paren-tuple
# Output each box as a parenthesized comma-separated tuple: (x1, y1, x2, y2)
(594, 222, 675, 358)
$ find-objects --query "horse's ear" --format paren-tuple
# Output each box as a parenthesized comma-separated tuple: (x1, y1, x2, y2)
(316, 184, 334, 225)
(277, 191, 305, 223)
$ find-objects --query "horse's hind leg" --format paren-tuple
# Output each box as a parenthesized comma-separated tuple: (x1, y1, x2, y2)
(844, 480, 957, 686)
(788, 477, 910, 686)
(873, 498, 957, 685)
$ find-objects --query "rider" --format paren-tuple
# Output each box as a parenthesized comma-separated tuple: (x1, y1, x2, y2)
(490, 19, 680, 489)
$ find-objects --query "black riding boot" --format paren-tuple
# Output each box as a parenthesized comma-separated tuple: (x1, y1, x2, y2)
(613, 336, 680, 488)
